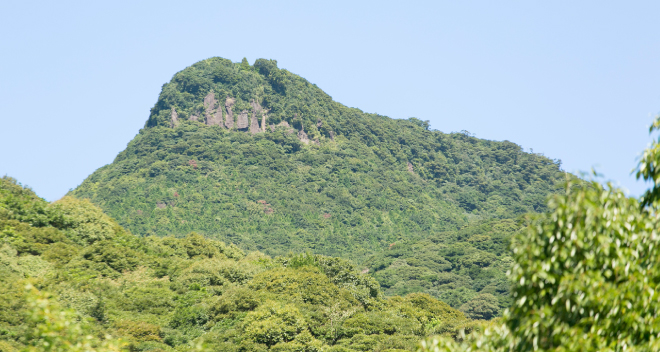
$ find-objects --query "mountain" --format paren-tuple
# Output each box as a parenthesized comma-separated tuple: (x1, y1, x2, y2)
(70, 57, 569, 312)
(0, 176, 481, 352)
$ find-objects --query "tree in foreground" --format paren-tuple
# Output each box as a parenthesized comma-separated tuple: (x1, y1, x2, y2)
(21, 284, 125, 352)
(420, 116, 660, 352)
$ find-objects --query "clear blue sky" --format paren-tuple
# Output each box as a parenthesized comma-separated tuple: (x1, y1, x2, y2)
(1, 1, 658, 201)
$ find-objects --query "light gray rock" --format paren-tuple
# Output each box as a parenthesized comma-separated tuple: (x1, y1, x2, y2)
(170, 107, 179, 128)
(225, 97, 235, 129)
(277, 121, 295, 135)
(249, 99, 262, 134)
(249, 113, 261, 134)
(204, 91, 222, 126)
(297, 129, 310, 144)
(237, 110, 249, 130)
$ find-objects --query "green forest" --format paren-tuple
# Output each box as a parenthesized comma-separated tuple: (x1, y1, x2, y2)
(70, 57, 570, 313)
(2, 57, 658, 351)
(0, 176, 486, 351)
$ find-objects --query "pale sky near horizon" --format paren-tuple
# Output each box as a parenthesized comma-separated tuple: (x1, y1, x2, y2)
(1, 1, 659, 201)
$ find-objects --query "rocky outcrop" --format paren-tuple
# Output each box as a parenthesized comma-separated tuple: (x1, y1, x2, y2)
(204, 91, 223, 126)
(213, 109, 224, 126)
(276, 121, 296, 135)
(329, 131, 335, 141)
(236, 110, 249, 130)
(170, 107, 179, 128)
(225, 97, 235, 129)
(297, 129, 310, 144)
(316, 118, 323, 128)
(249, 99, 262, 134)
(249, 114, 261, 134)
(407, 162, 414, 173)
(190, 114, 199, 122)
(261, 112, 267, 132)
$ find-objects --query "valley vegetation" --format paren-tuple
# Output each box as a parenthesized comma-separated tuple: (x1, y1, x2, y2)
(0, 177, 484, 351)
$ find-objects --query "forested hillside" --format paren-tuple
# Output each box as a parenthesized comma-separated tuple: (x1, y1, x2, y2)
(70, 57, 570, 314)
(0, 176, 486, 352)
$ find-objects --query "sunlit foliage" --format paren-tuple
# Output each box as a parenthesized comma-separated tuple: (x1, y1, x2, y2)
(418, 117, 660, 351)
(0, 177, 471, 351)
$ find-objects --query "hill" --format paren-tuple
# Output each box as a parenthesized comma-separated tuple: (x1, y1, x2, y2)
(70, 57, 569, 312)
(0, 176, 481, 352)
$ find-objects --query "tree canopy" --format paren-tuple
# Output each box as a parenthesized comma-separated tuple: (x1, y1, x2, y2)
(419, 117, 660, 351)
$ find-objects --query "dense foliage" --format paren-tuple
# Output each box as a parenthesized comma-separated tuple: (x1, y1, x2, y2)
(70, 57, 568, 309)
(418, 119, 660, 351)
(363, 219, 521, 316)
(1, 177, 486, 352)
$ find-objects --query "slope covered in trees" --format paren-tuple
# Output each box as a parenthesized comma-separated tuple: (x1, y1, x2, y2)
(363, 219, 522, 317)
(70, 57, 569, 312)
(418, 119, 660, 351)
(0, 176, 484, 352)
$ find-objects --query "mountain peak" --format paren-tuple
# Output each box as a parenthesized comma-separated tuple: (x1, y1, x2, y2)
(145, 57, 337, 146)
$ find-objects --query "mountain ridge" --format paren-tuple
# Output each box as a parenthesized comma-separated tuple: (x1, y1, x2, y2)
(70, 56, 571, 310)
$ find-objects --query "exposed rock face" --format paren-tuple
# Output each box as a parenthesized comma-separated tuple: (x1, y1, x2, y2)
(236, 110, 249, 130)
(225, 97, 235, 129)
(249, 99, 262, 134)
(204, 91, 217, 112)
(249, 114, 261, 134)
(407, 162, 414, 173)
(261, 112, 267, 132)
(170, 107, 179, 128)
(297, 129, 310, 144)
(212, 109, 224, 126)
(269, 124, 275, 132)
(250, 99, 262, 113)
(204, 91, 223, 126)
(329, 131, 335, 141)
(316, 119, 323, 128)
(277, 121, 295, 135)
(190, 114, 199, 122)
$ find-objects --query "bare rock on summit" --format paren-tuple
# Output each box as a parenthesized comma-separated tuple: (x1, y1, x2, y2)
(249, 113, 261, 134)
(277, 121, 295, 135)
(225, 97, 235, 129)
(297, 129, 310, 144)
(261, 111, 268, 132)
(209, 108, 224, 127)
(249, 99, 262, 134)
(236, 110, 249, 130)
(170, 107, 179, 128)
(204, 91, 217, 112)
(204, 91, 223, 126)
(250, 99, 262, 113)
